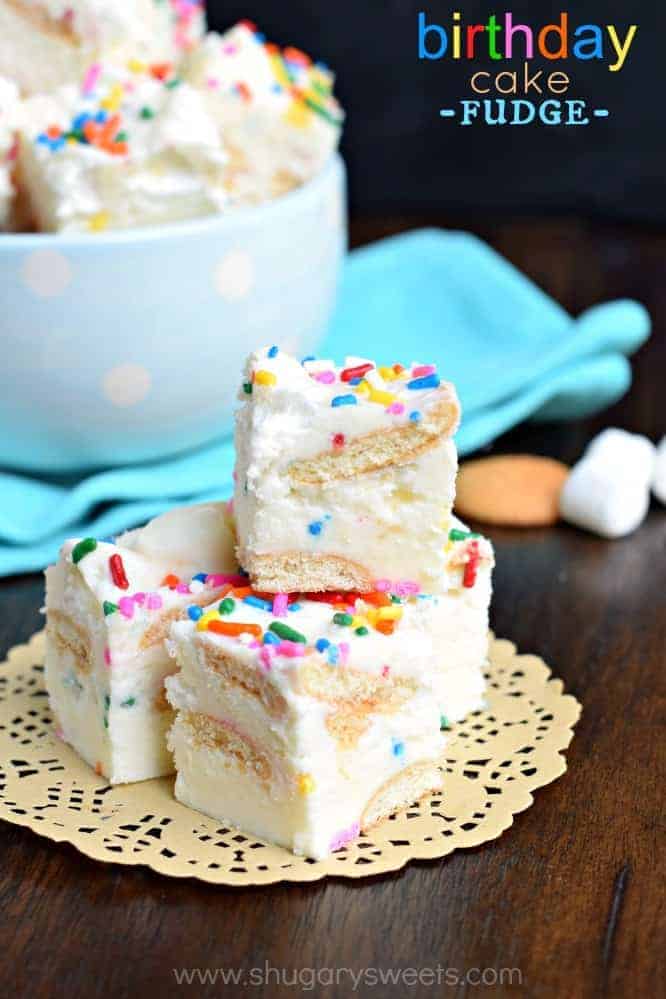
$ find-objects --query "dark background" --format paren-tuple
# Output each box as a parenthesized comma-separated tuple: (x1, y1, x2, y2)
(206, 1, 662, 222)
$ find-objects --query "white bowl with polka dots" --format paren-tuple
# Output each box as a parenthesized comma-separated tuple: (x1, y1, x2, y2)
(0, 155, 346, 472)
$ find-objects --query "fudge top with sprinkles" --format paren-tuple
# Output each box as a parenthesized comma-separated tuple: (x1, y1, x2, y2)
(51, 503, 240, 661)
(61, 536, 240, 625)
(237, 346, 461, 468)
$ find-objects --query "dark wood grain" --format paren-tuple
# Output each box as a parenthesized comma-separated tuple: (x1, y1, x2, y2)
(1, 218, 664, 999)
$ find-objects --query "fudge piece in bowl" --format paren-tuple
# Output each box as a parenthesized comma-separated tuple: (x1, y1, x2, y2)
(185, 20, 344, 205)
(17, 57, 228, 232)
(0, 0, 205, 95)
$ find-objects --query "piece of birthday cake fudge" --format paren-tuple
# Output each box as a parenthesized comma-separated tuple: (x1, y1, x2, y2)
(165, 522, 493, 858)
(16, 57, 231, 232)
(165, 600, 442, 861)
(0, 1, 204, 96)
(45, 502, 241, 784)
(234, 347, 461, 594)
(184, 21, 344, 204)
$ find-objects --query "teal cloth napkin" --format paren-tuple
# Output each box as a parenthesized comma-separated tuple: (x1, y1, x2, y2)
(0, 229, 650, 576)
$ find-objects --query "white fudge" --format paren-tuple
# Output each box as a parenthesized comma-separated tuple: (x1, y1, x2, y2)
(166, 524, 493, 858)
(184, 22, 343, 204)
(0, 0, 205, 95)
(234, 347, 462, 594)
(653, 436, 666, 505)
(45, 502, 238, 784)
(560, 428, 656, 538)
(17, 58, 229, 232)
(0, 76, 19, 228)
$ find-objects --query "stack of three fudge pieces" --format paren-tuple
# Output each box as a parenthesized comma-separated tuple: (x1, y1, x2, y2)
(46, 347, 494, 859)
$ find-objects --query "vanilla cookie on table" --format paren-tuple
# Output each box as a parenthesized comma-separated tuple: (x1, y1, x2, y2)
(234, 347, 461, 595)
(45, 503, 239, 784)
(455, 454, 570, 527)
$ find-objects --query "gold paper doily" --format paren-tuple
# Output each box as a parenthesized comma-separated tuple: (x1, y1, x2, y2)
(0, 630, 580, 886)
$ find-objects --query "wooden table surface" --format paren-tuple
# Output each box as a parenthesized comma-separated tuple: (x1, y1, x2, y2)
(1, 219, 664, 998)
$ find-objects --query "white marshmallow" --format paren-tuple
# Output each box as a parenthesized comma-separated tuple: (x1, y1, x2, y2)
(653, 437, 666, 505)
(585, 429, 656, 486)
(559, 428, 655, 539)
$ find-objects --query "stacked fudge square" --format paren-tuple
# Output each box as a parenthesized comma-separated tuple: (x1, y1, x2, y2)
(45, 503, 240, 784)
(166, 348, 495, 859)
(45, 347, 494, 860)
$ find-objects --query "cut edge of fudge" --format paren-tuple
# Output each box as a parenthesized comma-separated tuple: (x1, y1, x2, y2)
(44, 501, 238, 784)
(166, 616, 447, 858)
(168, 707, 445, 859)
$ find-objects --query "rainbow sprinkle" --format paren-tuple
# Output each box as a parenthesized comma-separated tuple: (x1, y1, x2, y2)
(243, 595, 272, 611)
(449, 528, 481, 542)
(408, 373, 441, 390)
(109, 553, 129, 590)
(275, 640, 306, 658)
(71, 538, 97, 564)
(118, 596, 135, 619)
(463, 541, 481, 589)
(331, 394, 357, 408)
(272, 593, 289, 617)
(269, 621, 307, 644)
(297, 773, 315, 795)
